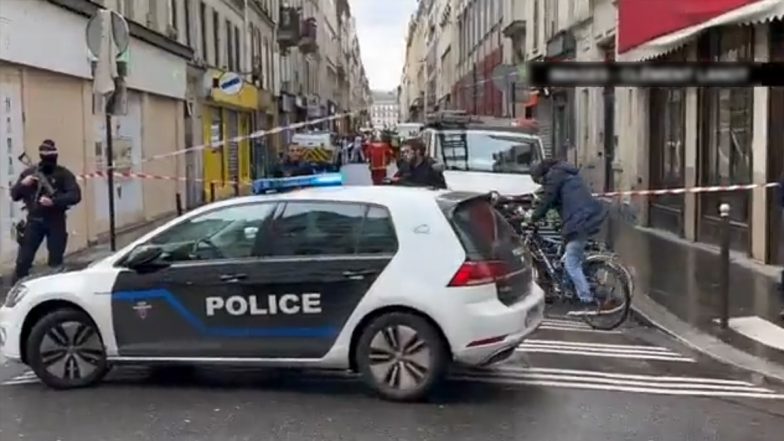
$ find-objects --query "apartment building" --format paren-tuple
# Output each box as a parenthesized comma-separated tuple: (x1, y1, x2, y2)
(370, 90, 399, 129)
(0, 0, 192, 266)
(399, 0, 429, 122)
(277, 0, 370, 138)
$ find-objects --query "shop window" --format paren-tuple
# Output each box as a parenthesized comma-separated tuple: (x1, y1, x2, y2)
(698, 27, 754, 250)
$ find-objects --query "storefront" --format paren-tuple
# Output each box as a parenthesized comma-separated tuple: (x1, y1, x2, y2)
(648, 50, 687, 236)
(202, 70, 259, 201)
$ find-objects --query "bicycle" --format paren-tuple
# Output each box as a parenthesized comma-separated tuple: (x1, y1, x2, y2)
(491, 194, 632, 330)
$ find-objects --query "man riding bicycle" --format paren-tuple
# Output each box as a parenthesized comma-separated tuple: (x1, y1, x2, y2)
(527, 159, 611, 315)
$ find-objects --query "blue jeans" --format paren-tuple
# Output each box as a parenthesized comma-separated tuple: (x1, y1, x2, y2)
(564, 237, 592, 303)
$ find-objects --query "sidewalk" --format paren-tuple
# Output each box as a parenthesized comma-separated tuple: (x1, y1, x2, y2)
(604, 206, 784, 379)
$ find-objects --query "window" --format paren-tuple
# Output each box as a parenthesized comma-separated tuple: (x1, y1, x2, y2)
(265, 202, 367, 256)
(200, 2, 207, 61)
(259, 203, 398, 257)
(533, 0, 539, 50)
(168, 0, 178, 29)
(438, 131, 543, 174)
(226, 19, 234, 69)
(145, 203, 276, 262)
(234, 26, 241, 71)
(184, 0, 191, 46)
(213, 10, 220, 66)
(262, 37, 269, 90)
(123, 0, 134, 20)
(357, 207, 398, 254)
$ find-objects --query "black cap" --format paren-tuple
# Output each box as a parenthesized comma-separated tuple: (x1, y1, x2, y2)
(39, 139, 57, 153)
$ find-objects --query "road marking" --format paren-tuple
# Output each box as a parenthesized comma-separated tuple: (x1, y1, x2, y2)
(516, 343, 695, 362)
(537, 324, 623, 334)
(480, 366, 753, 385)
(451, 376, 784, 399)
(728, 316, 784, 351)
(525, 339, 675, 352)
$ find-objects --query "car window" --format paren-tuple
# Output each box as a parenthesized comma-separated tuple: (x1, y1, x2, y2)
(356, 206, 398, 254)
(264, 202, 366, 256)
(439, 131, 543, 174)
(146, 203, 276, 262)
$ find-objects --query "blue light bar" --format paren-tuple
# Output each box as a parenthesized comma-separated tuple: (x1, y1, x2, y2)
(252, 173, 343, 194)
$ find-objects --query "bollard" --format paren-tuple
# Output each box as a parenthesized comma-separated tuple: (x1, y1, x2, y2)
(233, 181, 240, 196)
(210, 182, 216, 202)
(175, 192, 183, 216)
(718, 203, 731, 328)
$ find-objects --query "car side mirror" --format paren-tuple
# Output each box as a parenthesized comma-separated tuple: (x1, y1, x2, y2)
(124, 245, 168, 272)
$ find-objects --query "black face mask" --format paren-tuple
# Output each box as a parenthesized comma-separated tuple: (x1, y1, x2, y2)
(39, 155, 58, 173)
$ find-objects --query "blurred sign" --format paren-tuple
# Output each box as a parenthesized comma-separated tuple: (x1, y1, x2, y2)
(85, 10, 129, 58)
(218, 72, 243, 95)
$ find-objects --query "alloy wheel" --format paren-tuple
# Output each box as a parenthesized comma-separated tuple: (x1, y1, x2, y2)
(367, 325, 431, 391)
(39, 320, 105, 381)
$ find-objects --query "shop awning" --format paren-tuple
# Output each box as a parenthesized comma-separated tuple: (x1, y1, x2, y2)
(619, 0, 784, 61)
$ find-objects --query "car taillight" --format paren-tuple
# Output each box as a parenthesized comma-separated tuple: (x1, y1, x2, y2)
(448, 260, 510, 287)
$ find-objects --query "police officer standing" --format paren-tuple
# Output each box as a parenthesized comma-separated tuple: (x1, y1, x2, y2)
(10, 140, 81, 284)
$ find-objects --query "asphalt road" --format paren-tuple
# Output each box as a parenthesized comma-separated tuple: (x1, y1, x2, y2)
(2, 309, 783, 441)
(2, 165, 783, 440)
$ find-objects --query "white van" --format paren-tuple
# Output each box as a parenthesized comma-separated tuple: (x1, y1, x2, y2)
(396, 123, 423, 141)
(421, 121, 545, 196)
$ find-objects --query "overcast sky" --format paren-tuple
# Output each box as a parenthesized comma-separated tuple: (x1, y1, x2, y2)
(350, 0, 418, 92)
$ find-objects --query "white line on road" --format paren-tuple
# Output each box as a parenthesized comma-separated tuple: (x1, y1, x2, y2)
(479, 366, 754, 385)
(537, 325, 623, 334)
(524, 339, 676, 352)
(542, 318, 593, 328)
(519, 343, 684, 357)
(450, 376, 784, 399)
(516, 347, 695, 362)
(456, 371, 770, 392)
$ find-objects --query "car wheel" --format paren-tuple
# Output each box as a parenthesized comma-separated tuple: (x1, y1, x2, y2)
(356, 312, 448, 402)
(26, 308, 109, 389)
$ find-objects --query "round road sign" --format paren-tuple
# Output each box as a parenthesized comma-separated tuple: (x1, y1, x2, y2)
(218, 72, 244, 95)
(86, 10, 130, 57)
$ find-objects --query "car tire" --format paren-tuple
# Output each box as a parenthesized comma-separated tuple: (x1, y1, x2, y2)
(355, 312, 448, 402)
(26, 308, 109, 390)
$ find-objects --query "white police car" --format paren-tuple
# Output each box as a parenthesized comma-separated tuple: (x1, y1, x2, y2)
(0, 174, 544, 401)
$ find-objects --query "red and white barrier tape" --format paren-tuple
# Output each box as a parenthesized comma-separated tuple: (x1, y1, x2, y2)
(76, 171, 251, 186)
(595, 182, 780, 198)
(137, 112, 355, 166)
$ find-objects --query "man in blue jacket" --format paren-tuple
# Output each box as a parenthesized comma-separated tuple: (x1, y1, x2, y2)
(529, 159, 608, 315)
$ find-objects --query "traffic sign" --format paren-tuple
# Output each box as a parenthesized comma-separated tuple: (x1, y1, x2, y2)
(218, 72, 244, 95)
(86, 10, 130, 58)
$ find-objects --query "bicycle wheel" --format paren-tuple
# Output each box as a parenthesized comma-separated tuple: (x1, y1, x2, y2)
(580, 259, 631, 330)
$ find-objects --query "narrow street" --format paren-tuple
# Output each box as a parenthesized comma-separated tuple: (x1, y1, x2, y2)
(2, 312, 782, 441)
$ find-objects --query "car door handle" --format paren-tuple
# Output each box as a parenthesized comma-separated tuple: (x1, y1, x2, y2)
(219, 273, 247, 282)
(342, 269, 376, 279)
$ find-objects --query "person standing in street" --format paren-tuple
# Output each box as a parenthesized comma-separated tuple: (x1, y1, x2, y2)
(10, 140, 81, 284)
(397, 138, 446, 189)
(367, 137, 394, 185)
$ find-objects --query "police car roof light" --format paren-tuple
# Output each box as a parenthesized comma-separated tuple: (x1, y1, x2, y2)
(252, 173, 343, 194)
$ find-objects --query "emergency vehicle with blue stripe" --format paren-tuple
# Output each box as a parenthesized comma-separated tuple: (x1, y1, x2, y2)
(0, 174, 544, 401)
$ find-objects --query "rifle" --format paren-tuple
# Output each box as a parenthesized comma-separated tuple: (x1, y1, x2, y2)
(11, 153, 57, 244)
(18, 152, 57, 200)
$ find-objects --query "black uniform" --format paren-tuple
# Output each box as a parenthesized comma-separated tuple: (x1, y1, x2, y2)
(398, 157, 447, 189)
(10, 153, 81, 283)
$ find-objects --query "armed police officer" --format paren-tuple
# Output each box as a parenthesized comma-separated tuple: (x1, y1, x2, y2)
(10, 140, 82, 284)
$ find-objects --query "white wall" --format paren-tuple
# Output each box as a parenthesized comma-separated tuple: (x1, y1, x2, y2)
(0, 0, 187, 99)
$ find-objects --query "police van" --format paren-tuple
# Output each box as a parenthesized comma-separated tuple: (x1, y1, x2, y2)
(0, 174, 544, 401)
(421, 111, 545, 196)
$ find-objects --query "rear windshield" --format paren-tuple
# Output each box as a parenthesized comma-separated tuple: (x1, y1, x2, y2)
(449, 198, 521, 261)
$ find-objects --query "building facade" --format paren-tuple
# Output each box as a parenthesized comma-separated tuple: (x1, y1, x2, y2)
(370, 90, 399, 129)
(614, 0, 784, 264)
(277, 0, 371, 139)
(0, 0, 191, 266)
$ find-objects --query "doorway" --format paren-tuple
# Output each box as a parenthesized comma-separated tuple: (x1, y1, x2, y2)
(767, 21, 784, 264)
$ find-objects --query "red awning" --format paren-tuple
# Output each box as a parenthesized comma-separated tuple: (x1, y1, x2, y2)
(619, 0, 784, 60)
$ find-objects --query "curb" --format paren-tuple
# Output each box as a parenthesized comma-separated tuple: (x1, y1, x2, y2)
(629, 292, 784, 384)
